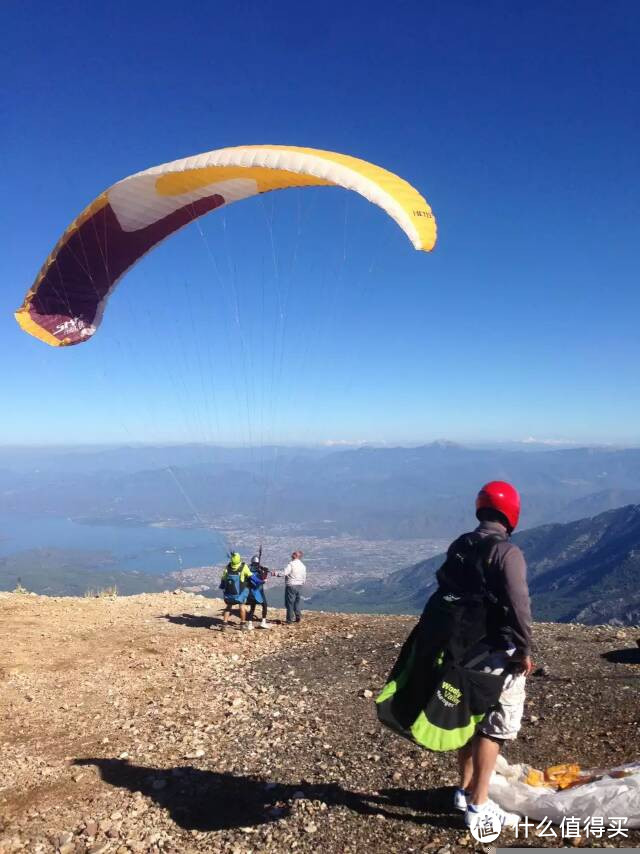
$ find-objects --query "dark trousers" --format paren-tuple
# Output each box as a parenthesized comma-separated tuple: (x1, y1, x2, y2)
(285, 585, 303, 623)
(249, 592, 268, 620)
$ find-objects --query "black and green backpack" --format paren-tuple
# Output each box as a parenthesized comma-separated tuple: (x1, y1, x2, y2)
(376, 532, 508, 752)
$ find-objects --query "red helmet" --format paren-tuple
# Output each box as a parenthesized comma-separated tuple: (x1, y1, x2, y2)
(475, 480, 521, 530)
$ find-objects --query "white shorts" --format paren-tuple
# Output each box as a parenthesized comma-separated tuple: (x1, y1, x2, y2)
(478, 671, 527, 740)
(465, 646, 526, 741)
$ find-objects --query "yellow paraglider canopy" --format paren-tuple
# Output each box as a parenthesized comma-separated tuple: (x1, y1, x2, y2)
(15, 144, 437, 347)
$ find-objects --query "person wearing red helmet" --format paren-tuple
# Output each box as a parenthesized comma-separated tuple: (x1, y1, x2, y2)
(475, 480, 521, 531)
(456, 480, 533, 834)
(376, 479, 532, 836)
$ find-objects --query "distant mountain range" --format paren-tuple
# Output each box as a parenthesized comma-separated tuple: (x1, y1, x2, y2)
(3, 443, 640, 619)
(311, 504, 640, 626)
(3, 442, 640, 538)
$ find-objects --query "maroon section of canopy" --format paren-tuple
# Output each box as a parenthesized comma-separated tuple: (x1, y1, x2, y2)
(25, 194, 226, 345)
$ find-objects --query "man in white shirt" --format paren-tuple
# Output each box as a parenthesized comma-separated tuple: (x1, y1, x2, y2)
(282, 550, 307, 624)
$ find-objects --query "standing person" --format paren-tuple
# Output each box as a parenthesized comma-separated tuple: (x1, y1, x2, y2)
(247, 554, 272, 629)
(376, 481, 533, 836)
(219, 552, 252, 631)
(280, 550, 306, 625)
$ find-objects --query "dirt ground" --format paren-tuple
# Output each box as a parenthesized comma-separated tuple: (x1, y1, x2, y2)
(0, 591, 639, 853)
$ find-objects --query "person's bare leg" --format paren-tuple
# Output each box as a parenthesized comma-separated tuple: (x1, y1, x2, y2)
(469, 735, 501, 805)
(223, 606, 231, 624)
(239, 604, 247, 623)
(458, 743, 474, 790)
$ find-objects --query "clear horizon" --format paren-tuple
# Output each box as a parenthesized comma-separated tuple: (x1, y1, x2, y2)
(0, 437, 637, 451)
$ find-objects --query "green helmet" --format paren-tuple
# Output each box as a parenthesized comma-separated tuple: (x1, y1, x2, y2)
(229, 552, 242, 570)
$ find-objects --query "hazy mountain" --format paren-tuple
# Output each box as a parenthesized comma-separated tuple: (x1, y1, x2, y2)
(3, 442, 640, 539)
(311, 504, 640, 626)
(556, 488, 640, 522)
(0, 444, 332, 475)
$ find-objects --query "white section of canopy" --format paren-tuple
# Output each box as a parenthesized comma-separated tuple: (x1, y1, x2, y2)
(107, 146, 421, 248)
(109, 176, 257, 231)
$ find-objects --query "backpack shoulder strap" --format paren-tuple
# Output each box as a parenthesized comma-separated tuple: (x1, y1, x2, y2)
(437, 531, 504, 597)
(473, 534, 504, 603)
(436, 532, 480, 593)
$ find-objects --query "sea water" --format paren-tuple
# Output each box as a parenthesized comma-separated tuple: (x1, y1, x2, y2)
(0, 512, 228, 574)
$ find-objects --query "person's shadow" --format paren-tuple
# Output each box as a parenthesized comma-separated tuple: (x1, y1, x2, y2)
(159, 613, 288, 630)
(160, 613, 224, 630)
(74, 758, 458, 832)
(601, 647, 640, 665)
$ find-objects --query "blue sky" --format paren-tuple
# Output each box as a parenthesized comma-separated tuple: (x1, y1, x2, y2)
(3, 0, 640, 446)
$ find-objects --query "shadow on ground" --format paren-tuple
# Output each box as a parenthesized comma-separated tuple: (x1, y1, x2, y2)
(160, 613, 223, 630)
(601, 647, 640, 665)
(75, 758, 460, 833)
(160, 613, 288, 631)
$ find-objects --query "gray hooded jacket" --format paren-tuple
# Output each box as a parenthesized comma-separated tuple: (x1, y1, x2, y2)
(475, 519, 533, 656)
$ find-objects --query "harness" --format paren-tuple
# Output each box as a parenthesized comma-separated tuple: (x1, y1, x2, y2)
(223, 563, 248, 600)
(376, 531, 512, 752)
(416, 531, 505, 664)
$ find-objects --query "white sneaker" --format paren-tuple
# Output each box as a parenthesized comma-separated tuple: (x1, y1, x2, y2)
(258, 619, 272, 629)
(465, 799, 520, 833)
(453, 787, 469, 812)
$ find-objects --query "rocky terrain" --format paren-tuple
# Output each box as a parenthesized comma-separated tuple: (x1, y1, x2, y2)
(0, 591, 639, 853)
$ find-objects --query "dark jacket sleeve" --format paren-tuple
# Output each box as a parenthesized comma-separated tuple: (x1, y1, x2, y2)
(496, 542, 533, 656)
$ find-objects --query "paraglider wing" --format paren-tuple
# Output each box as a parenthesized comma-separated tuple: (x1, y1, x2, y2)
(15, 145, 437, 347)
